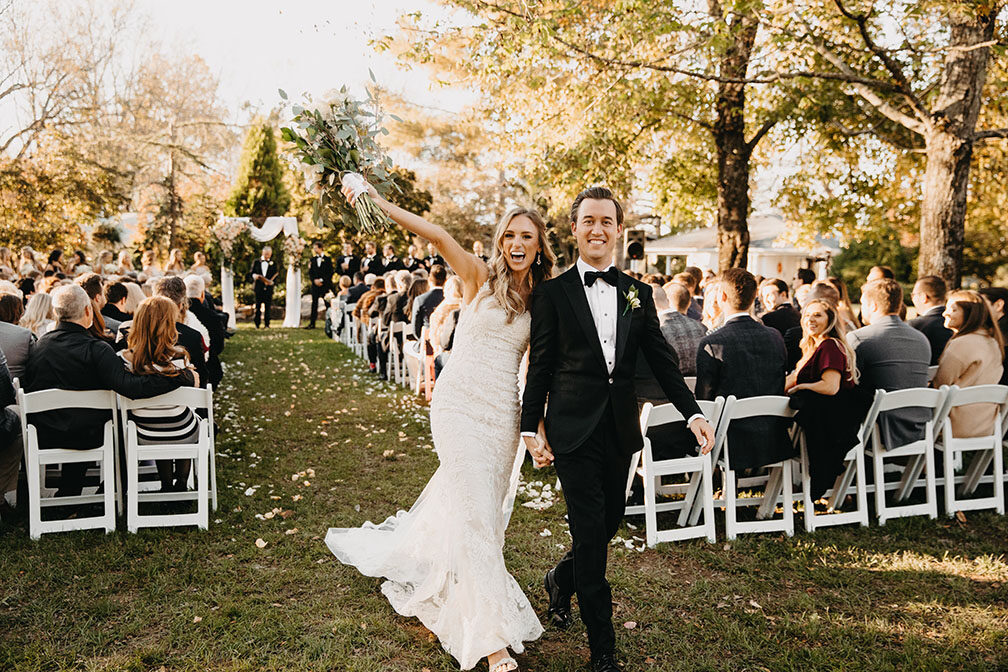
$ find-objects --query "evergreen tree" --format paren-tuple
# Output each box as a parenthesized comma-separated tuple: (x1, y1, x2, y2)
(225, 120, 291, 218)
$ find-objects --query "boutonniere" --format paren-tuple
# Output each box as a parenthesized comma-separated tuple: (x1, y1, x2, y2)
(623, 285, 641, 316)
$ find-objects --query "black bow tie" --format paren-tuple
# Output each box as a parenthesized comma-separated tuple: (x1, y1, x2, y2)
(584, 267, 618, 288)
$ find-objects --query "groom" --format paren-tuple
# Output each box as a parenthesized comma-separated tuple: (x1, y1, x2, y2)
(520, 186, 714, 672)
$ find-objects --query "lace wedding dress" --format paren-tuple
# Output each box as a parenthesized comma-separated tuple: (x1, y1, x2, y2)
(326, 286, 544, 670)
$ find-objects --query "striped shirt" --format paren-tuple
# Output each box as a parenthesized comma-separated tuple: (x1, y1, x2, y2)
(120, 354, 199, 445)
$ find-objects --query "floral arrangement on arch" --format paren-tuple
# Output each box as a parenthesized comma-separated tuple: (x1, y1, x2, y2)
(211, 218, 248, 266)
(283, 233, 306, 268)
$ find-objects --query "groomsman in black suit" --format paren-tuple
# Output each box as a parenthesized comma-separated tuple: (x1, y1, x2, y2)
(381, 243, 404, 272)
(472, 240, 489, 262)
(521, 187, 714, 672)
(249, 246, 279, 328)
(909, 275, 953, 365)
(307, 240, 334, 329)
(423, 241, 445, 270)
(403, 244, 423, 271)
(360, 241, 383, 275)
(337, 242, 360, 279)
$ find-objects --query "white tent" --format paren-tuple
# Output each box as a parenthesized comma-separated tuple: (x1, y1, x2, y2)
(646, 213, 839, 279)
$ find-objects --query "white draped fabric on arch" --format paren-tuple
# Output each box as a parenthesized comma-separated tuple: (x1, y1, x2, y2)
(217, 216, 304, 329)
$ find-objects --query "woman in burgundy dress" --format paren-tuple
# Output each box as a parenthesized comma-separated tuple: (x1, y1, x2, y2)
(786, 298, 863, 502)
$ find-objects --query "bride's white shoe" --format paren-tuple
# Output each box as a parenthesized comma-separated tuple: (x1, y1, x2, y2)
(489, 656, 518, 672)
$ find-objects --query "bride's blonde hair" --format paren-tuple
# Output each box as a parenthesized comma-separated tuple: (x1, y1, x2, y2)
(482, 207, 556, 322)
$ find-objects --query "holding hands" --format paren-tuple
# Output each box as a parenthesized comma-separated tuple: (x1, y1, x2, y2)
(523, 420, 554, 469)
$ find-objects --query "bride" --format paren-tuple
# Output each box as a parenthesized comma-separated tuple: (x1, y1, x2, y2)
(326, 175, 556, 671)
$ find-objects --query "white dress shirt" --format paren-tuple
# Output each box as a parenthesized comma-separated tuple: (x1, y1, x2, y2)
(576, 257, 618, 374)
(259, 259, 270, 277)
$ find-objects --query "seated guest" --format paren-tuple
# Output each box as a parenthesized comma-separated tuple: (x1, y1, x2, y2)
(122, 282, 146, 316)
(696, 268, 792, 470)
(411, 264, 447, 339)
(784, 281, 840, 370)
(24, 285, 194, 497)
(786, 299, 862, 500)
(700, 278, 724, 331)
(826, 276, 861, 332)
(403, 277, 429, 341)
(910, 274, 953, 365)
(933, 290, 1005, 437)
(116, 250, 135, 275)
(346, 272, 369, 305)
(759, 278, 801, 337)
(867, 265, 895, 282)
(120, 296, 200, 492)
(430, 276, 463, 377)
(847, 278, 931, 447)
(337, 275, 352, 298)
(76, 272, 116, 340)
(102, 281, 132, 323)
(672, 272, 703, 321)
(189, 251, 213, 285)
(978, 286, 1008, 385)
(792, 267, 816, 309)
(185, 274, 224, 388)
(0, 293, 35, 380)
(660, 283, 707, 377)
(378, 270, 413, 372)
(19, 292, 56, 337)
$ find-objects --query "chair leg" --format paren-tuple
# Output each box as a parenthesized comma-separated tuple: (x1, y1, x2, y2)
(782, 460, 794, 537)
(855, 447, 869, 527)
(725, 469, 737, 541)
(942, 442, 957, 518)
(801, 443, 815, 533)
(127, 442, 139, 534)
(873, 448, 887, 526)
(643, 470, 658, 548)
(925, 441, 938, 519)
(702, 456, 716, 543)
(680, 471, 703, 527)
(198, 435, 209, 530)
(994, 440, 1005, 515)
(26, 446, 41, 541)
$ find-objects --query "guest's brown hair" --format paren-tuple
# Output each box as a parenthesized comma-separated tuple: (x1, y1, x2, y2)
(75, 272, 104, 300)
(947, 290, 1005, 354)
(0, 294, 24, 324)
(126, 296, 188, 376)
(718, 268, 758, 311)
(915, 275, 947, 302)
(861, 279, 903, 315)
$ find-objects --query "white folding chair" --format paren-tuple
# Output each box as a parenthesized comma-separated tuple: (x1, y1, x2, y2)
(404, 327, 434, 399)
(866, 386, 948, 524)
(935, 384, 1008, 516)
(927, 365, 939, 383)
(18, 388, 118, 540)
(117, 387, 214, 532)
(799, 389, 883, 532)
(387, 321, 406, 385)
(624, 398, 723, 545)
(703, 395, 797, 540)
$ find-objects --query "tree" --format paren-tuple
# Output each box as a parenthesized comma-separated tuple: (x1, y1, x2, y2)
(225, 120, 291, 219)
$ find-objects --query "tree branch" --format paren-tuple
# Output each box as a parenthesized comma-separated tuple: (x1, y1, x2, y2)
(974, 128, 1008, 141)
(746, 117, 777, 151)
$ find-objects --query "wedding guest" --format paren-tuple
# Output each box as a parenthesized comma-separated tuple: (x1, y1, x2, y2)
(430, 275, 463, 377)
(792, 267, 816, 309)
(411, 264, 446, 339)
(826, 276, 860, 331)
(165, 248, 186, 275)
(783, 281, 839, 369)
(696, 268, 791, 470)
(97, 250, 117, 275)
(19, 292, 56, 337)
(378, 270, 413, 372)
(119, 295, 200, 492)
(353, 277, 385, 322)
(189, 251, 213, 283)
(867, 265, 895, 282)
(122, 282, 146, 316)
(673, 272, 702, 320)
(685, 266, 704, 307)
(660, 283, 707, 377)
(76, 272, 116, 340)
(910, 275, 953, 365)
(24, 285, 194, 496)
(381, 243, 403, 272)
(141, 250, 162, 277)
(700, 278, 724, 331)
(337, 242, 360, 278)
(0, 293, 34, 379)
(346, 272, 369, 304)
(360, 241, 382, 275)
(68, 250, 90, 276)
(102, 282, 131, 323)
(847, 278, 931, 447)
(933, 290, 1005, 437)
(0, 247, 13, 276)
(978, 286, 1008, 385)
(337, 275, 352, 298)
(403, 276, 428, 335)
(185, 274, 224, 387)
(786, 298, 862, 500)
(18, 247, 39, 276)
(307, 240, 334, 329)
(249, 246, 278, 329)
(759, 278, 801, 337)
(116, 250, 135, 275)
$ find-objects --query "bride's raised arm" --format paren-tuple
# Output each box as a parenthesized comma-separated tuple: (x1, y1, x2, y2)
(342, 178, 487, 298)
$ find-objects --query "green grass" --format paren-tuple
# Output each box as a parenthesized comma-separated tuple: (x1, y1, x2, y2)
(1, 327, 1006, 671)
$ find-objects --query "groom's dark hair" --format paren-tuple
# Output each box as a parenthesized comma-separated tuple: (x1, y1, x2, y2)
(570, 186, 624, 227)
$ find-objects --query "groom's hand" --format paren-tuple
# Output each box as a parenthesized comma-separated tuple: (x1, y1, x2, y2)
(523, 434, 553, 469)
(688, 417, 715, 455)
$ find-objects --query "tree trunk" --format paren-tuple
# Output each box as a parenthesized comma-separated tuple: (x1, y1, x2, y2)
(712, 10, 759, 271)
(917, 6, 996, 288)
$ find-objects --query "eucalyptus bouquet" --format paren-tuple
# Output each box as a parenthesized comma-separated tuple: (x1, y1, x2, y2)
(279, 86, 398, 235)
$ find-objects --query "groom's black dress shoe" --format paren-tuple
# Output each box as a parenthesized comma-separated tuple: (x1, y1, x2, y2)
(592, 653, 623, 672)
(544, 568, 572, 629)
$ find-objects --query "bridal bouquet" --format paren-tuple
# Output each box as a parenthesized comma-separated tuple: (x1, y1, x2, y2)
(279, 87, 397, 235)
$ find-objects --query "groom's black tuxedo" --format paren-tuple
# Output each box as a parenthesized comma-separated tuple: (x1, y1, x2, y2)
(520, 263, 701, 662)
(521, 266, 700, 452)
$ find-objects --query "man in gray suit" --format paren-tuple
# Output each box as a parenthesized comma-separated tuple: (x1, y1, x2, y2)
(0, 293, 36, 381)
(660, 283, 707, 377)
(847, 279, 931, 446)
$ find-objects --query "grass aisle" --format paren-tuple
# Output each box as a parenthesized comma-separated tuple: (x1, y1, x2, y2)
(2, 326, 1007, 671)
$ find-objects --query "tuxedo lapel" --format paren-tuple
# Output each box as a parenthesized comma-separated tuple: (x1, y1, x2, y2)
(614, 272, 632, 367)
(560, 268, 607, 369)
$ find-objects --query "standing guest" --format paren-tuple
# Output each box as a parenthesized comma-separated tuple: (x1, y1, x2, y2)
(0, 294, 35, 379)
(472, 240, 489, 262)
(164, 248, 186, 275)
(117, 250, 135, 275)
(345, 272, 369, 304)
(978, 286, 1008, 385)
(185, 275, 224, 388)
(141, 250, 162, 278)
(826, 276, 861, 332)
(933, 290, 1006, 437)
(411, 264, 446, 339)
(24, 285, 194, 497)
(360, 241, 382, 275)
(424, 241, 446, 270)
(249, 246, 278, 329)
(660, 283, 708, 377)
(910, 275, 953, 365)
(759, 278, 801, 337)
(847, 279, 931, 447)
(120, 296, 200, 492)
(102, 282, 131, 323)
(695, 268, 792, 471)
(306, 240, 334, 329)
(786, 299, 862, 500)
(189, 251, 213, 284)
(381, 243, 403, 272)
(337, 242, 360, 278)
(19, 292, 56, 337)
(792, 267, 816, 309)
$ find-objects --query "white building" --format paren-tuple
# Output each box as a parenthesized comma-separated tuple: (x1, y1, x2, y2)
(645, 213, 839, 279)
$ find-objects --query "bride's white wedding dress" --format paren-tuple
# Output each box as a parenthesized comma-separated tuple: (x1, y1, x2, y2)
(325, 286, 544, 670)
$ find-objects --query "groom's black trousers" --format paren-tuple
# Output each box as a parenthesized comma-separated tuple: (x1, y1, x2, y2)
(552, 402, 631, 659)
